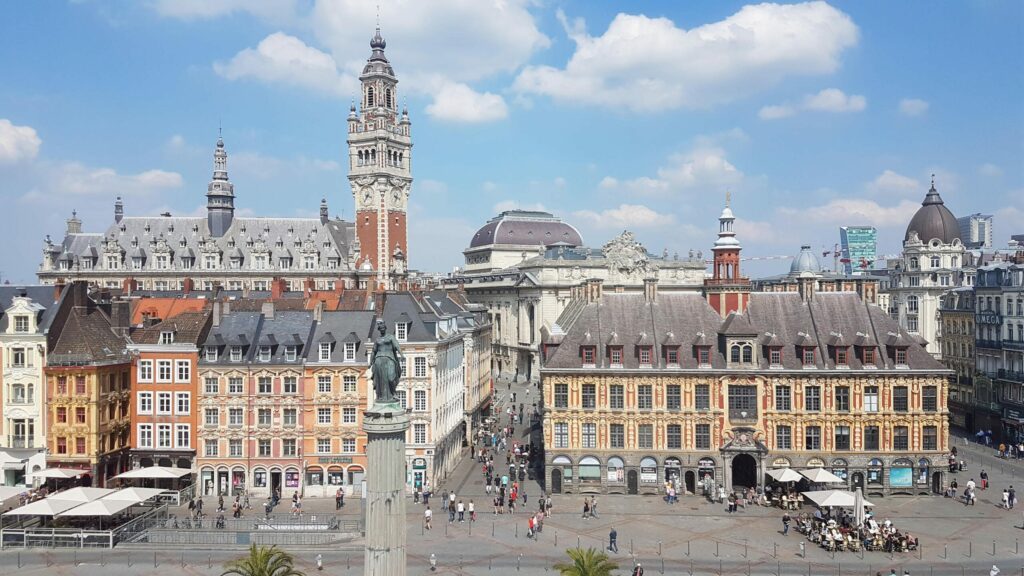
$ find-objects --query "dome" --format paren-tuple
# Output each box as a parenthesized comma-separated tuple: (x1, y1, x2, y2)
(790, 245, 822, 275)
(469, 210, 583, 249)
(905, 182, 961, 244)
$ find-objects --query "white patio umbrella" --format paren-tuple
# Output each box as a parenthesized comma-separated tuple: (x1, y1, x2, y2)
(56, 498, 136, 517)
(32, 468, 84, 480)
(3, 498, 82, 516)
(854, 487, 866, 527)
(111, 466, 191, 480)
(802, 489, 875, 508)
(47, 487, 116, 502)
(800, 468, 845, 484)
(0, 486, 28, 501)
(767, 468, 803, 483)
(102, 487, 167, 502)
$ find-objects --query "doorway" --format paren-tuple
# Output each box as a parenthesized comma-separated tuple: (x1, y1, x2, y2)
(684, 471, 696, 495)
(271, 471, 282, 496)
(627, 470, 638, 494)
(932, 471, 942, 494)
(551, 469, 562, 494)
(731, 453, 757, 489)
(851, 472, 865, 492)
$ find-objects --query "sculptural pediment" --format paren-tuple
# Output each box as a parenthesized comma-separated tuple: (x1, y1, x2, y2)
(603, 231, 650, 275)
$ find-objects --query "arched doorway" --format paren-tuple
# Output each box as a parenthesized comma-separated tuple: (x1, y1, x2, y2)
(851, 472, 865, 492)
(627, 470, 638, 494)
(551, 469, 562, 494)
(731, 454, 757, 489)
(931, 471, 942, 494)
(684, 471, 696, 495)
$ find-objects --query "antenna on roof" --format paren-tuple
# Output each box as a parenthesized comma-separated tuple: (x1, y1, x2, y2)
(725, 189, 731, 208)
(376, 3, 380, 28)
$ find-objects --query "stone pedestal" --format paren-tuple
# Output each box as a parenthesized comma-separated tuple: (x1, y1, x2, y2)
(363, 402, 410, 576)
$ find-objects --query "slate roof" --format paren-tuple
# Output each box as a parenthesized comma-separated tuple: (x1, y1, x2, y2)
(0, 286, 59, 332)
(544, 291, 947, 372)
(131, 310, 211, 345)
(49, 305, 129, 365)
(469, 210, 583, 249)
(306, 311, 375, 363)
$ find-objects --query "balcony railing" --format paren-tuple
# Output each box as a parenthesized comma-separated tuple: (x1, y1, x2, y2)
(728, 409, 758, 421)
(1003, 340, 1024, 352)
(6, 435, 33, 448)
(998, 369, 1024, 383)
(977, 339, 1003, 350)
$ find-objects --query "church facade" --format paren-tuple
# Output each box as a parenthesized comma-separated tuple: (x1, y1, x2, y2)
(38, 28, 411, 293)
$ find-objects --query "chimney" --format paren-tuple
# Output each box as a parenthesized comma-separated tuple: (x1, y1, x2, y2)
(271, 277, 286, 300)
(320, 198, 329, 224)
(71, 280, 88, 308)
(212, 301, 221, 327)
(222, 300, 231, 317)
(261, 301, 275, 319)
(643, 277, 658, 303)
(313, 300, 324, 322)
(114, 197, 124, 223)
(374, 291, 387, 314)
(122, 276, 137, 295)
(585, 278, 603, 303)
(304, 277, 315, 297)
(182, 278, 194, 294)
(54, 279, 67, 303)
(798, 277, 816, 302)
(66, 210, 82, 235)
(110, 299, 130, 335)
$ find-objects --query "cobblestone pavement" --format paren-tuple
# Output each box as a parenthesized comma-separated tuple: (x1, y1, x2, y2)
(2, 381, 1023, 574)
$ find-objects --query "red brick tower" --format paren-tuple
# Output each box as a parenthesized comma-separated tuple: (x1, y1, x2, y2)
(704, 192, 751, 317)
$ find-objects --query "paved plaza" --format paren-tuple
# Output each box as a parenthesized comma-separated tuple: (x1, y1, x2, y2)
(2, 378, 1023, 574)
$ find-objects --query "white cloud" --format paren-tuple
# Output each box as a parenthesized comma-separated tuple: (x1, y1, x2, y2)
(20, 162, 182, 203)
(760, 88, 865, 120)
(867, 169, 919, 195)
(482, 181, 499, 193)
(0, 119, 42, 164)
(418, 179, 449, 194)
(573, 204, 675, 229)
(150, 0, 302, 24)
(213, 32, 355, 97)
(425, 82, 508, 123)
(735, 218, 779, 244)
(514, 2, 858, 111)
(979, 163, 1003, 177)
(899, 98, 929, 117)
(802, 88, 866, 112)
(493, 200, 548, 214)
(782, 198, 921, 227)
(602, 145, 742, 196)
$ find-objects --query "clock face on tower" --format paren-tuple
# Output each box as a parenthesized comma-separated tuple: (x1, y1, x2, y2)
(363, 189, 373, 204)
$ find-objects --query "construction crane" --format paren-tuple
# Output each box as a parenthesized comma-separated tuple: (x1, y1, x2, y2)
(703, 255, 793, 264)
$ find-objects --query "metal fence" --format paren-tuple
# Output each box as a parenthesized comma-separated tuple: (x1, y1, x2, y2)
(0, 504, 169, 549)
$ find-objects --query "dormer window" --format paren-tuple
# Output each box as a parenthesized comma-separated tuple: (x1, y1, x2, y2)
(637, 346, 653, 366)
(319, 342, 332, 362)
(344, 342, 356, 362)
(835, 347, 849, 367)
(608, 346, 623, 366)
(285, 346, 297, 362)
(694, 346, 711, 367)
(258, 346, 271, 362)
(395, 322, 408, 342)
(160, 331, 175, 344)
(802, 347, 816, 367)
(230, 346, 242, 362)
(205, 347, 218, 362)
(895, 347, 907, 366)
(580, 346, 596, 366)
(665, 346, 679, 366)
(930, 256, 940, 268)
(729, 342, 753, 364)
(862, 347, 876, 366)
(768, 347, 782, 367)
(14, 316, 29, 333)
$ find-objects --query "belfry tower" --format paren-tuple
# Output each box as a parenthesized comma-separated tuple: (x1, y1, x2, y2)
(704, 192, 751, 318)
(348, 26, 412, 289)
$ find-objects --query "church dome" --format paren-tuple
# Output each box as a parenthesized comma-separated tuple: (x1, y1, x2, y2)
(790, 245, 822, 275)
(469, 210, 583, 249)
(905, 181, 961, 244)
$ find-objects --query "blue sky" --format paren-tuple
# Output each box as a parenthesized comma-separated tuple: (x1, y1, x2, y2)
(1, 0, 1021, 283)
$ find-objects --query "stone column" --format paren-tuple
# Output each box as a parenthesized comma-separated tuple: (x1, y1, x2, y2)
(363, 402, 410, 576)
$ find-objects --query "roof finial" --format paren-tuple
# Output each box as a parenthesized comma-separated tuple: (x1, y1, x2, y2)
(376, 3, 380, 28)
(725, 189, 731, 208)
(930, 173, 935, 189)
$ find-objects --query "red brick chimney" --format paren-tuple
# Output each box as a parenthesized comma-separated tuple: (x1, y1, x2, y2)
(183, 278, 194, 294)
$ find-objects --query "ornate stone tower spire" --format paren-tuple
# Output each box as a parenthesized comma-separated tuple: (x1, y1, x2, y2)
(206, 134, 235, 237)
(348, 25, 412, 289)
(704, 192, 751, 317)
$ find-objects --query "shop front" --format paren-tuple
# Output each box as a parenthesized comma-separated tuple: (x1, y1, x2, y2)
(411, 457, 427, 494)
(306, 456, 356, 498)
(664, 457, 681, 489)
(606, 457, 625, 493)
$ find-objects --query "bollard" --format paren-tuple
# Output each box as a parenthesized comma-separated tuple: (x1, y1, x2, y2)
(968, 541, 972, 557)
(777, 560, 781, 576)
(101, 550, 105, 566)
(774, 542, 778, 558)
(208, 554, 212, 568)
(554, 530, 557, 547)
(128, 552, 131, 567)
(744, 538, 748, 558)
(515, 523, 518, 538)
(661, 558, 665, 574)
(807, 561, 811, 576)
(993, 539, 997, 556)
(154, 551, 157, 568)
(577, 535, 580, 549)
(719, 559, 723, 575)
(445, 522, 449, 536)
(716, 540, 720, 557)
(517, 553, 522, 571)
(74, 550, 78, 567)
(799, 540, 806, 558)
(687, 540, 691, 556)
(658, 540, 662, 556)
(17, 551, 20, 569)
(630, 539, 634, 555)
(469, 520, 472, 536)
(944, 544, 948, 559)
(181, 551, 185, 567)
(689, 558, 694, 576)
(492, 522, 495, 537)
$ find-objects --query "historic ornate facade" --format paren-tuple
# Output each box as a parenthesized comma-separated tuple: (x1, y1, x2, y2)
(938, 287, 981, 430)
(754, 245, 880, 305)
(976, 262, 1024, 441)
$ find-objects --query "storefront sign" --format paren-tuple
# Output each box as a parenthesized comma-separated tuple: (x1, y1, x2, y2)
(640, 467, 658, 484)
(698, 457, 715, 469)
(772, 458, 791, 468)
(890, 467, 913, 487)
(318, 456, 353, 464)
(806, 457, 825, 468)
(607, 468, 623, 482)
(413, 458, 427, 469)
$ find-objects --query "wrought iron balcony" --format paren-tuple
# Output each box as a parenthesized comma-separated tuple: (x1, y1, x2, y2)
(6, 435, 33, 448)
(977, 339, 1003, 350)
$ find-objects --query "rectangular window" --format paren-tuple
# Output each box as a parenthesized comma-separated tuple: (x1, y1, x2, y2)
(258, 346, 271, 362)
(317, 407, 331, 424)
(157, 360, 172, 382)
(414, 357, 427, 377)
(864, 426, 880, 450)
(228, 377, 244, 394)
(554, 422, 569, 448)
(205, 347, 218, 362)
(204, 377, 219, 395)
(775, 425, 791, 450)
(317, 438, 331, 454)
(697, 347, 710, 366)
(283, 408, 297, 427)
(257, 408, 271, 427)
(229, 439, 242, 457)
(923, 425, 937, 450)
(284, 346, 296, 362)
(835, 386, 850, 412)
(414, 390, 427, 411)
(554, 384, 568, 409)
(805, 425, 821, 450)
(57, 407, 67, 423)
(581, 423, 597, 448)
(317, 375, 332, 393)
(258, 439, 272, 456)
(836, 347, 848, 366)
(775, 385, 791, 411)
(863, 347, 875, 364)
(894, 426, 909, 450)
(581, 383, 596, 409)
(637, 424, 654, 449)
(413, 424, 427, 444)
(230, 346, 242, 362)
(283, 376, 297, 394)
(156, 392, 172, 415)
(695, 423, 711, 450)
(282, 439, 297, 456)
(666, 424, 682, 449)
(344, 342, 356, 362)
(396, 322, 408, 342)
(11, 348, 26, 367)
(864, 386, 879, 412)
(343, 375, 357, 393)
(729, 385, 757, 417)
(175, 360, 190, 382)
(637, 385, 653, 410)
(14, 316, 29, 332)
(342, 407, 357, 424)
(138, 360, 153, 381)
(581, 346, 595, 365)
(175, 392, 190, 415)
(76, 406, 86, 423)
(175, 425, 190, 449)
(834, 425, 850, 450)
(138, 425, 153, 449)
(802, 348, 815, 366)
(609, 346, 622, 365)
(769, 348, 782, 366)
(204, 439, 218, 457)
(923, 386, 938, 412)
(342, 438, 356, 453)
(138, 392, 153, 415)
(895, 348, 907, 365)
(319, 342, 331, 362)
(666, 346, 680, 365)
(204, 408, 219, 426)
(666, 384, 681, 410)
(804, 386, 821, 412)
(395, 390, 406, 409)
(228, 408, 243, 426)
(695, 384, 710, 410)
(258, 376, 272, 395)
(156, 424, 172, 448)
(638, 346, 652, 365)
(893, 386, 909, 412)
(609, 423, 624, 448)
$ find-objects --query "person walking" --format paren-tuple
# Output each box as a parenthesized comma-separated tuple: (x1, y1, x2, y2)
(608, 527, 619, 553)
(424, 507, 432, 530)
(981, 469, 989, 490)
(336, 487, 344, 510)
(632, 563, 644, 576)
(782, 512, 791, 536)
(1010, 486, 1017, 509)
(469, 500, 476, 522)
(448, 499, 456, 523)
(457, 500, 465, 522)
(1003, 489, 1010, 510)
(590, 496, 599, 518)
(583, 499, 591, 519)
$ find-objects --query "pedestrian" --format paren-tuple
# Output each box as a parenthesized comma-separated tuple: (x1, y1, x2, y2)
(336, 487, 344, 510)
(782, 512, 791, 536)
(522, 489, 528, 505)
(590, 496, 599, 518)
(218, 495, 225, 513)
(315, 553, 323, 571)
(448, 499, 456, 523)
(546, 496, 553, 516)
(583, 499, 590, 519)
(469, 500, 476, 522)
(1011, 486, 1017, 509)
(264, 498, 272, 520)
(424, 507, 432, 530)
(981, 469, 989, 490)
(632, 562, 644, 576)
(1003, 489, 1010, 509)
(457, 500, 465, 522)
(608, 527, 618, 553)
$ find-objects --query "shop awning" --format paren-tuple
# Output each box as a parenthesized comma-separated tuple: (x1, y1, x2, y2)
(112, 466, 191, 480)
(800, 468, 845, 484)
(767, 468, 803, 483)
(32, 467, 85, 479)
(802, 489, 874, 508)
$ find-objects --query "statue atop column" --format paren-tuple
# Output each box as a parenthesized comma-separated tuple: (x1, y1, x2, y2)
(370, 319, 403, 404)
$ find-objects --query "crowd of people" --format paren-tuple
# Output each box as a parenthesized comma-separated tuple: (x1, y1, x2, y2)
(788, 508, 919, 554)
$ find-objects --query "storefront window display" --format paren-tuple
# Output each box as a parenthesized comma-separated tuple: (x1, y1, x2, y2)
(606, 457, 624, 483)
(285, 470, 300, 488)
(867, 459, 884, 485)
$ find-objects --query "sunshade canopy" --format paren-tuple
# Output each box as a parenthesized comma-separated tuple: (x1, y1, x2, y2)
(111, 466, 191, 480)
(767, 468, 803, 483)
(103, 487, 167, 502)
(33, 468, 84, 479)
(802, 489, 875, 508)
(0, 486, 28, 501)
(3, 487, 116, 516)
(801, 468, 845, 484)
(57, 499, 134, 517)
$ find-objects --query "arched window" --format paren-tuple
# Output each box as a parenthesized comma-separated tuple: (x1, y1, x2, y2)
(370, 149, 376, 163)
(357, 151, 364, 166)
(730, 345, 741, 363)
(951, 256, 958, 268)
(742, 345, 753, 363)
(367, 86, 375, 107)
(385, 88, 393, 109)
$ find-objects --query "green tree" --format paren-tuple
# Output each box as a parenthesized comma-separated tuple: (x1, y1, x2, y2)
(221, 544, 305, 576)
(553, 546, 620, 576)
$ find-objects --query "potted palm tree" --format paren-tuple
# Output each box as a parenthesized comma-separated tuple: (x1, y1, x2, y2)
(553, 546, 620, 575)
(221, 544, 306, 576)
